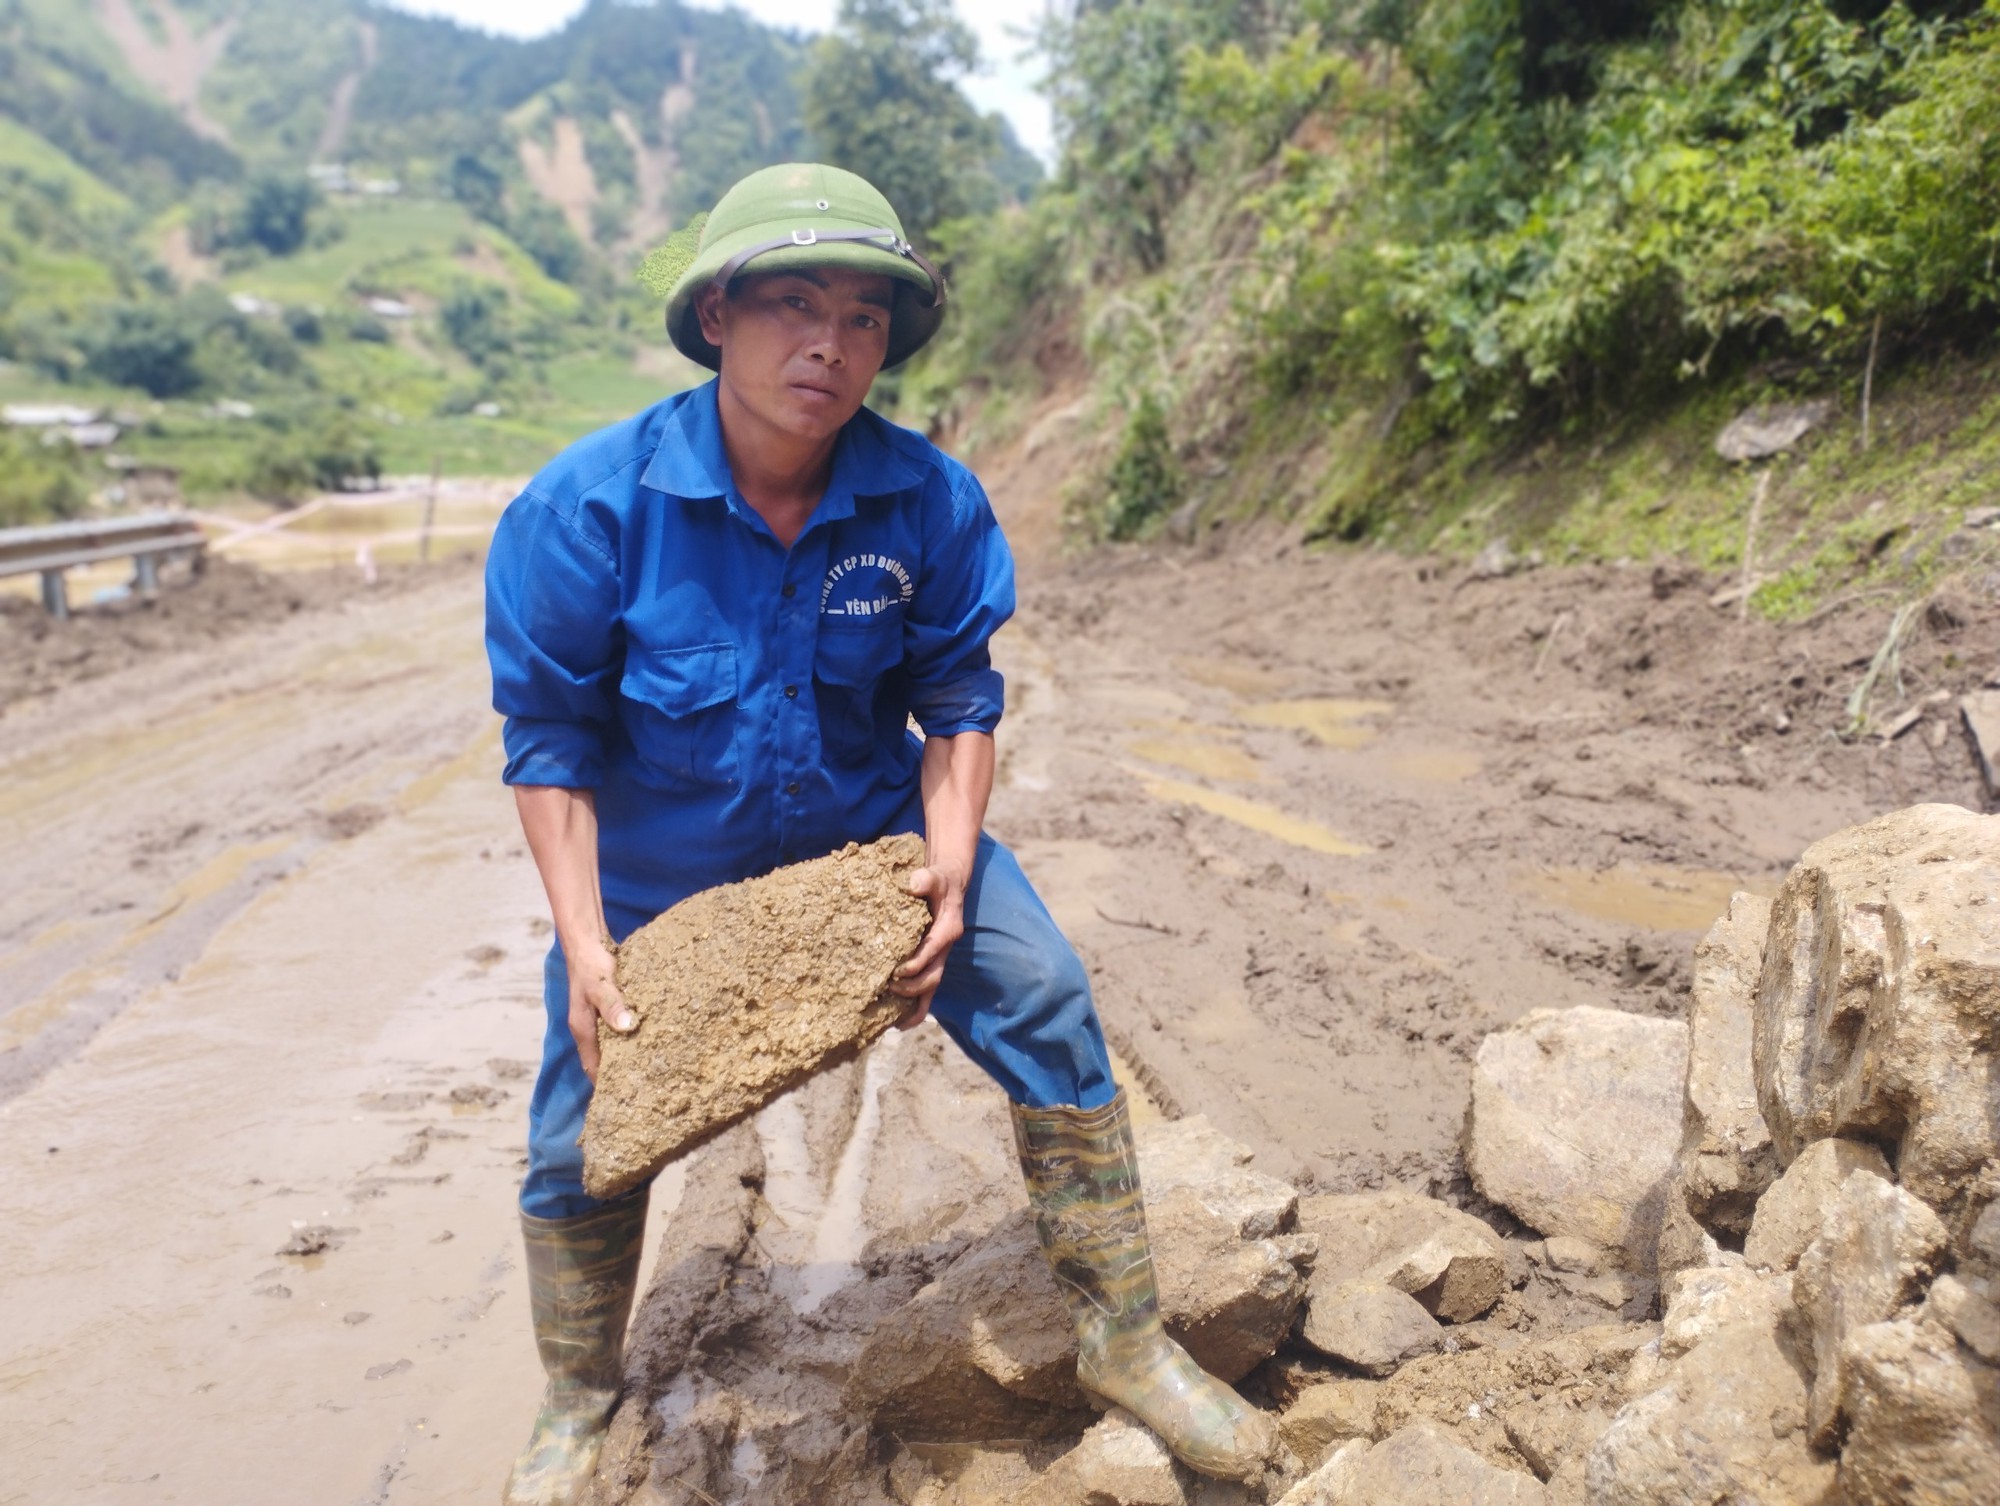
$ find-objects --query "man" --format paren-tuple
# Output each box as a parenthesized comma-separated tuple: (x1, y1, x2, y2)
(484, 164, 1276, 1505)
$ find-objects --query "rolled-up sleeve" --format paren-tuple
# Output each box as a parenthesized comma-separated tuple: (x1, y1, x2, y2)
(485, 490, 621, 788)
(904, 467, 1015, 738)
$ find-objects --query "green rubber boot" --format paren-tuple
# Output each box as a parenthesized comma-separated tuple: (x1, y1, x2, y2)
(1012, 1092, 1279, 1483)
(502, 1191, 649, 1506)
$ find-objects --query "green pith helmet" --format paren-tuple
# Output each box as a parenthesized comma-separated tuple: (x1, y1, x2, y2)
(640, 163, 947, 372)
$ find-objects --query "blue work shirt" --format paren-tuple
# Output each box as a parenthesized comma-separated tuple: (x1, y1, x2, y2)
(484, 379, 1015, 933)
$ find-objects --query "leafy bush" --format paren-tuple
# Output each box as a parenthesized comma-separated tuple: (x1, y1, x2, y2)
(0, 430, 88, 526)
(1101, 393, 1183, 539)
(898, 194, 1077, 431)
(192, 174, 320, 258)
(246, 412, 381, 504)
(84, 303, 200, 397)
(1011, 0, 2000, 461)
(441, 285, 514, 368)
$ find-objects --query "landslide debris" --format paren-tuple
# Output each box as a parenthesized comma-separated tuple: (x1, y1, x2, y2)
(582, 835, 931, 1199)
(588, 803, 1998, 1506)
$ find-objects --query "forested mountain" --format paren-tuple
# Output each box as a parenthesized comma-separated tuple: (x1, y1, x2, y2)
(0, 0, 1037, 518)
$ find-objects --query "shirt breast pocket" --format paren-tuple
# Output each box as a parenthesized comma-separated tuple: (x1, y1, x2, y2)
(814, 614, 905, 768)
(619, 642, 740, 791)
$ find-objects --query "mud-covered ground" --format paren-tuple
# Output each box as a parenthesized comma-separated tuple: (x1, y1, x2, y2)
(0, 497, 1993, 1503)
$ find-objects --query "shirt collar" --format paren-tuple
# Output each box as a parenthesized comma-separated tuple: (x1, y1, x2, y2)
(640, 378, 925, 519)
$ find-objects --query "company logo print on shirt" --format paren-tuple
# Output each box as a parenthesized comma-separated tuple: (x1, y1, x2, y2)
(821, 552, 913, 617)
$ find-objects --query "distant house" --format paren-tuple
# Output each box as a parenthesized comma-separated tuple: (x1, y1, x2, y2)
(54, 422, 121, 449)
(4, 402, 101, 428)
(367, 297, 415, 320)
(105, 457, 184, 508)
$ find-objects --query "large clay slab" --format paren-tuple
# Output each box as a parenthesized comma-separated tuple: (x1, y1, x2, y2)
(582, 835, 931, 1198)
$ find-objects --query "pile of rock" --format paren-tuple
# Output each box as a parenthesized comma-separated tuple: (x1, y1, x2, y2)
(860, 803, 1997, 1506)
(1585, 802, 2000, 1506)
(595, 804, 1994, 1506)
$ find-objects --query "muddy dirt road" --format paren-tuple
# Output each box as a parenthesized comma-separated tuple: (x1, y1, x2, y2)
(0, 506, 1990, 1502)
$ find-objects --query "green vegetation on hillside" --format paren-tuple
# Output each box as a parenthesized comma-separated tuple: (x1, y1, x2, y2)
(0, 0, 1041, 521)
(905, 0, 2000, 611)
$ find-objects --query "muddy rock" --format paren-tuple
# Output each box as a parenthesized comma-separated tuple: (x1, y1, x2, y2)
(1962, 1197, 2000, 1282)
(1151, 1187, 1315, 1382)
(1792, 1167, 1950, 1446)
(582, 835, 931, 1198)
(1658, 893, 1778, 1277)
(1295, 1422, 1548, 1506)
(1715, 399, 1833, 462)
(1922, 1274, 2000, 1365)
(1277, 1380, 1380, 1467)
(1838, 1314, 2000, 1506)
(1658, 1264, 1792, 1362)
(1138, 1116, 1300, 1240)
(1545, 1458, 1588, 1506)
(1529, 1236, 1655, 1317)
(1294, 1190, 1509, 1323)
(1962, 690, 2000, 799)
(1743, 1136, 1894, 1271)
(1751, 803, 2000, 1218)
(850, 1207, 1089, 1440)
(1585, 1301, 1834, 1506)
(1467, 1006, 1688, 1269)
(1038, 1408, 1192, 1506)
(851, 1119, 1310, 1439)
(1502, 1400, 1617, 1484)
(1373, 1324, 1654, 1477)
(1298, 1281, 1443, 1377)
(1274, 1438, 1368, 1506)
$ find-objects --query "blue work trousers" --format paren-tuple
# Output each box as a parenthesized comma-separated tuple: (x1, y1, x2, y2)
(521, 832, 1115, 1219)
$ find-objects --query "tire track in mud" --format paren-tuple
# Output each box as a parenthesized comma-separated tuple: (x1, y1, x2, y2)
(0, 571, 496, 1101)
(980, 541, 1987, 1197)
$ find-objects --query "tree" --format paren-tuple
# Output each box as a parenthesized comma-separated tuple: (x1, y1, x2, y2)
(801, 0, 1038, 240)
(239, 175, 317, 256)
(85, 303, 200, 398)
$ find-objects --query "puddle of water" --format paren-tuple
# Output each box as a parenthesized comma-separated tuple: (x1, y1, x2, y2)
(1240, 698, 1397, 749)
(1516, 865, 1768, 933)
(1128, 737, 1264, 783)
(754, 1031, 904, 1316)
(1173, 656, 1289, 698)
(1382, 748, 1483, 783)
(1124, 717, 1239, 740)
(1134, 772, 1372, 857)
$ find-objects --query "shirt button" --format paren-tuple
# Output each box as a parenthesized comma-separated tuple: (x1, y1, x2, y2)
(784, 684, 798, 699)
(786, 781, 800, 795)
(781, 583, 797, 599)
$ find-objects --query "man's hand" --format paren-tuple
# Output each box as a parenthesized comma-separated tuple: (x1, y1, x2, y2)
(892, 860, 969, 1030)
(566, 935, 636, 1083)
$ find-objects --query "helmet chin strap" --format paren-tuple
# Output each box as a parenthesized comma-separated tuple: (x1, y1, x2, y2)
(712, 228, 947, 308)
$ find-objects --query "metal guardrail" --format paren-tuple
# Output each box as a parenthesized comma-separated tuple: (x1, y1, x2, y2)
(0, 514, 207, 618)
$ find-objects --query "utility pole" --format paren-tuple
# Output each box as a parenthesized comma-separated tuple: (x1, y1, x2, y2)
(420, 456, 439, 564)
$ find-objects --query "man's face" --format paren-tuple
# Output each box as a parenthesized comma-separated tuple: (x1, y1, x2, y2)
(696, 267, 896, 442)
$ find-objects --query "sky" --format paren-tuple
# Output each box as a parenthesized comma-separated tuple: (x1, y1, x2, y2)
(381, 0, 1056, 161)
